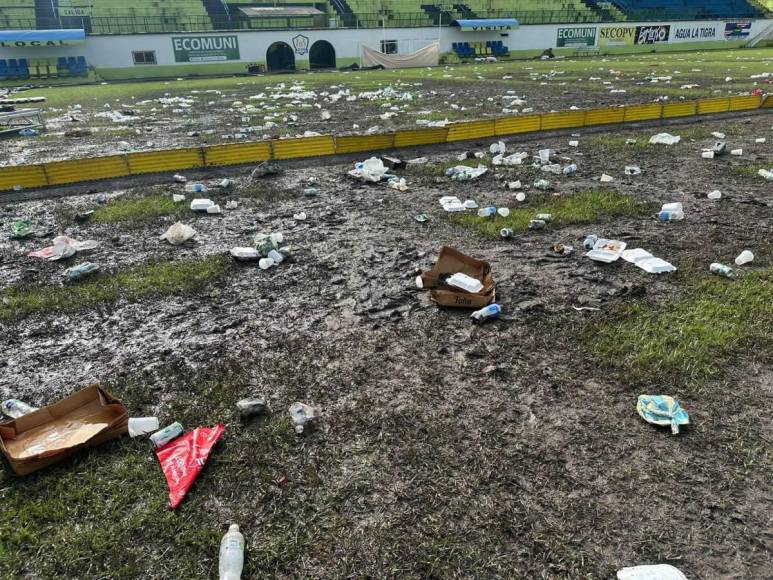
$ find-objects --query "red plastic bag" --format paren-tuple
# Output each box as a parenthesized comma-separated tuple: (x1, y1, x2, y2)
(156, 424, 225, 509)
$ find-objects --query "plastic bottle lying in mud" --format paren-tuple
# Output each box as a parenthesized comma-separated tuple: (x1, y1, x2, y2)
(477, 207, 497, 218)
(185, 183, 206, 193)
(1, 399, 38, 419)
(500, 228, 513, 239)
(150, 422, 184, 448)
(535, 213, 553, 222)
(709, 263, 735, 278)
(658, 210, 684, 221)
(470, 304, 501, 324)
(289, 403, 316, 434)
(583, 235, 598, 250)
(219, 524, 245, 580)
(528, 219, 547, 230)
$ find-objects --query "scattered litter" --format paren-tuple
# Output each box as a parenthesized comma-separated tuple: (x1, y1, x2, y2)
(730, 148, 743, 156)
(542, 164, 562, 175)
(407, 157, 428, 165)
(417, 246, 496, 308)
(489, 141, 506, 154)
(478, 207, 496, 218)
(600, 173, 615, 183)
(625, 139, 637, 145)
(185, 182, 206, 193)
(218, 178, 232, 189)
(445, 165, 488, 181)
(711, 132, 726, 139)
(156, 424, 225, 509)
(173, 174, 187, 183)
(463, 199, 478, 209)
(658, 202, 684, 221)
(621, 249, 676, 274)
(617, 564, 687, 580)
(160, 222, 196, 245)
(637, 395, 690, 435)
(191, 199, 215, 212)
(515, 192, 526, 202)
(293, 211, 307, 221)
(563, 164, 577, 176)
(206, 204, 222, 215)
(507, 180, 522, 190)
(439, 196, 465, 212)
(172, 194, 186, 203)
(707, 190, 722, 200)
(529, 219, 546, 230)
(649, 133, 681, 145)
(0, 385, 128, 475)
(225, 200, 238, 210)
(289, 402, 316, 434)
(74, 210, 94, 223)
(624, 166, 641, 176)
(470, 304, 501, 324)
(533, 179, 550, 190)
(349, 157, 390, 182)
(735, 250, 754, 266)
(27, 236, 98, 261)
(230, 247, 260, 261)
(758, 168, 773, 181)
(151, 422, 184, 448)
(219, 524, 245, 580)
(538, 149, 552, 164)
(415, 214, 429, 223)
(127, 417, 159, 438)
(380, 155, 405, 170)
(552, 243, 574, 256)
(250, 162, 281, 179)
(710, 262, 735, 278)
(1, 399, 37, 419)
(583, 234, 598, 250)
(701, 151, 714, 160)
(236, 397, 267, 418)
(568, 140, 579, 147)
(19, 127, 39, 137)
(65, 262, 100, 281)
(10, 219, 33, 239)
(500, 228, 513, 238)
(755, 137, 766, 144)
(388, 177, 408, 191)
(586, 238, 627, 263)
(493, 152, 528, 166)
(711, 141, 727, 156)
(497, 207, 510, 218)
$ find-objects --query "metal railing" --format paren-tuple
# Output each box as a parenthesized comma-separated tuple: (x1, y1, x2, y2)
(0, 8, 768, 34)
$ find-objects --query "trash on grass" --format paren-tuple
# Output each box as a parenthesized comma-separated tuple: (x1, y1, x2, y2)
(585, 238, 627, 263)
(621, 249, 676, 274)
(637, 395, 690, 435)
(349, 157, 390, 183)
(446, 165, 488, 181)
(439, 196, 465, 212)
(707, 190, 722, 200)
(735, 250, 753, 266)
(600, 173, 615, 183)
(219, 524, 245, 580)
(1, 399, 38, 419)
(710, 262, 734, 278)
(65, 262, 100, 281)
(27, 236, 98, 261)
(173, 194, 186, 203)
(649, 133, 681, 145)
(417, 246, 496, 308)
(185, 183, 206, 193)
(624, 166, 642, 176)
(236, 397, 267, 418)
(470, 304, 501, 324)
(191, 198, 215, 211)
(225, 200, 238, 210)
(128, 417, 159, 438)
(230, 247, 260, 261)
(0, 384, 128, 476)
(10, 219, 33, 239)
(250, 162, 281, 179)
(658, 202, 684, 221)
(617, 564, 687, 580)
(289, 403, 316, 434)
(160, 222, 196, 245)
(156, 424, 225, 509)
(758, 168, 773, 181)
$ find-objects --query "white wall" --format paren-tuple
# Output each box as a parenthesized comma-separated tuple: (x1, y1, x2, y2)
(0, 19, 770, 69)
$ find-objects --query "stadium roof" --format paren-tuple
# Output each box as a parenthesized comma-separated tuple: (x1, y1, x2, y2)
(450, 19, 519, 31)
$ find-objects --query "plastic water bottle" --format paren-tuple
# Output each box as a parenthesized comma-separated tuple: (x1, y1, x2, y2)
(563, 163, 577, 176)
(185, 183, 206, 193)
(528, 219, 546, 230)
(500, 228, 513, 238)
(289, 402, 316, 434)
(583, 235, 598, 250)
(219, 524, 245, 580)
(1, 399, 37, 419)
(470, 304, 501, 324)
(535, 213, 553, 222)
(710, 263, 734, 278)
(658, 210, 684, 221)
(477, 207, 497, 218)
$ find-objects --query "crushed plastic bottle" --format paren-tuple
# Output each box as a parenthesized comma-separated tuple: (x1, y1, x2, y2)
(150, 422, 184, 448)
(563, 163, 577, 176)
(529, 219, 546, 230)
(470, 304, 501, 324)
(65, 262, 99, 281)
(1, 399, 38, 419)
(583, 234, 598, 251)
(710, 262, 734, 278)
(219, 524, 245, 580)
(477, 207, 497, 218)
(185, 183, 206, 193)
(289, 402, 316, 434)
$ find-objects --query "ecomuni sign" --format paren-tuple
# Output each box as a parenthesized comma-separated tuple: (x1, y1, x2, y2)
(172, 35, 240, 62)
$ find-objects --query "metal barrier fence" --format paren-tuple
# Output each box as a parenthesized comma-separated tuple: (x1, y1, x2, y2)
(3, 8, 768, 33)
(0, 94, 767, 192)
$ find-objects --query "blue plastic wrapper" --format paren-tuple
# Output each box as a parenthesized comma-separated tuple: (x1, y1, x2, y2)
(637, 395, 690, 435)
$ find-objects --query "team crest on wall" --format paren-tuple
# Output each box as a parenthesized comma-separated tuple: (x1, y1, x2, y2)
(292, 35, 310, 55)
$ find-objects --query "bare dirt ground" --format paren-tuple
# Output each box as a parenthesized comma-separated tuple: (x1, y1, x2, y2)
(0, 106, 771, 578)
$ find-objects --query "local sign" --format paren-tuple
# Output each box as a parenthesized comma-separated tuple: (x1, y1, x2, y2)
(172, 35, 240, 63)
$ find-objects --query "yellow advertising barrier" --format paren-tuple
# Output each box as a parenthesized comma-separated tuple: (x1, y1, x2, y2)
(446, 119, 496, 142)
(273, 136, 335, 159)
(394, 127, 449, 148)
(541, 111, 586, 131)
(584, 107, 625, 126)
(45, 155, 130, 186)
(697, 97, 730, 115)
(335, 134, 395, 155)
(494, 115, 541, 136)
(662, 101, 697, 118)
(728, 95, 762, 112)
(128, 148, 204, 175)
(623, 103, 663, 123)
(0, 97, 768, 193)
(204, 142, 271, 167)
(0, 164, 48, 191)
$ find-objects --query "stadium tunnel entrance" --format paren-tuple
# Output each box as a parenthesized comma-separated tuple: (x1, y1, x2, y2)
(266, 42, 295, 72)
(309, 40, 336, 69)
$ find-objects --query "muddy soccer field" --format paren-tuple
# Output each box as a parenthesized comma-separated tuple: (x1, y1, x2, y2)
(0, 49, 771, 579)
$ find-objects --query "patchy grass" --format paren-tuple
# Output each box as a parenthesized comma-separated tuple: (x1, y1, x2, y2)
(0, 255, 230, 320)
(585, 125, 715, 150)
(731, 163, 771, 181)
(238, 182, 295, 204)
(92, 194, 181, 223)
(454, 190, 651, 236)
(591, 269, 773, 387)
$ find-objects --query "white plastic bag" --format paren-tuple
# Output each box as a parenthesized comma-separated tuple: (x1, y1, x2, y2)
(160, 222, 196, 245)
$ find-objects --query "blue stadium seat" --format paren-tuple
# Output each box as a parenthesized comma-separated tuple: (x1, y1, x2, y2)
(0, 60, 7, 81)
(8, 59, 19, 80)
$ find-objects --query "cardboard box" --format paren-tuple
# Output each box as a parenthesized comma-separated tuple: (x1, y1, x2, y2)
(419, 246, 496, 308)
(0, 384, 128, 476)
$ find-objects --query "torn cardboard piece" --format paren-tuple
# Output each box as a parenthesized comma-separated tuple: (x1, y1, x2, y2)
(0, 384, 128, 475)
(417, 246, 496, 308)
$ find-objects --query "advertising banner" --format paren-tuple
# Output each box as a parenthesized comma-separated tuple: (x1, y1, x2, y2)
(671, 24, 720, 43)
(556, 27, 597, 47)
(635, 25, 671, 44)
(172, 36, 240, 63)
(599, 26, 635, 46)
(724, 21, 751, 40)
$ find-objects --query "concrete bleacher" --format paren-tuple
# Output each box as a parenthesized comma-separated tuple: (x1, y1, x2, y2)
(88, 0, 213, 33)
(609, 0, 764, 19)
(0, 0, 36, 28)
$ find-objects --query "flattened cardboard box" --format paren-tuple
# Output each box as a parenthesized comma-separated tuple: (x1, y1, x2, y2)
(0, 384, 128, 476)
(419, 246, 496, 308)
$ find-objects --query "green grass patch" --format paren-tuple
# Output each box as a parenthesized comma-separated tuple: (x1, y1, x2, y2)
(0, 255, 230, 321)
(591, 269, 773, 386)
(731, 163, 771, 180)
(238, 183, 294, 204)
(92, 194, 180, 223)
(454, 190, 650, 236)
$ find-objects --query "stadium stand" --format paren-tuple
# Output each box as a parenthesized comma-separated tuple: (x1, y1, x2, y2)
(0, 0, 769, 33)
